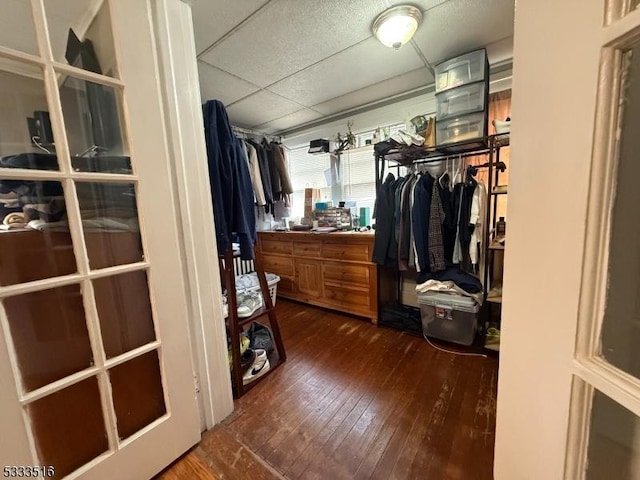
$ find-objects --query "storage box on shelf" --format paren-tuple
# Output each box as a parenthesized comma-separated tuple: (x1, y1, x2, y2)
(435, 48, 489, 93)
(436, 81, 487, 120)
(434, 48, 489, 152)
(436, 111, 487, 145)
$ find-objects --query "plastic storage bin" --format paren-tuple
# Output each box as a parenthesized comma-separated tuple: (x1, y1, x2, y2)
(436, 111, 487, 145)
(436, 81, 486, 120)
(435, 49, 488, 93)
(418, 291, 480, 346)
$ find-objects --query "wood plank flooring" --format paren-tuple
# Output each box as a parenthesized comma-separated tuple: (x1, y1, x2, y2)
(157, 299, 498, 480)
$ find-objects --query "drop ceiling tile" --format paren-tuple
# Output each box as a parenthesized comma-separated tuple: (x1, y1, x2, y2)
(198, 61, 259, 104)
(312, 67, 433, 115)
(226, 90, 302, 128)
(199, 0, 389, 87)
(414, 0, 515, 65)
(191, 0, 270, 55)
(255, 108, 323, 134)
(268, 37, 424, 107)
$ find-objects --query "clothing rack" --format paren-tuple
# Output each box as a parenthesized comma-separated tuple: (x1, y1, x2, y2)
(231, 125, 282, 143)
(373, 133, 509, 338)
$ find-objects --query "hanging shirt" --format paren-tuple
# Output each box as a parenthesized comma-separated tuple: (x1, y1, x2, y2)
(244, 142, 267, 206)
(469, 183, 486, 267)
(428, 181, 446, 272)
(247, 139, 274, 212)
(452, 181, 476, 269)
(398, 174, 417, 271)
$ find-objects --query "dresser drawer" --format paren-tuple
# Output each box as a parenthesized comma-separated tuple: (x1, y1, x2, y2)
(323, 284, 371, 309)
(293, 242, 321, 257)
(261, 254, 294, 277)
(321, 242, 370, 262)
(260, 239, 293, 255)
(323, 262, 370, 287)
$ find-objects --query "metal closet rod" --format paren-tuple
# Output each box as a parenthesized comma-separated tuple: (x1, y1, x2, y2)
(231, 125, 281, 142)
(411, 149, 490, 163)
(400, 156, 506, 171)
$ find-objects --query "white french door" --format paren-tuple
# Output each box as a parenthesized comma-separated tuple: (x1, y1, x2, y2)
(0, 0, 200, 478)
(495, 0, 640, 478)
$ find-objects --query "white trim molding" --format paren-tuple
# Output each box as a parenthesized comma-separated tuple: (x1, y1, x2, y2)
(151, 0, 234, 430)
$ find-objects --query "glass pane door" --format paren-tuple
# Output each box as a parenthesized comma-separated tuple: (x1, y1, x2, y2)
(569, 6, 640, 479)
(0, 1, 183, 477)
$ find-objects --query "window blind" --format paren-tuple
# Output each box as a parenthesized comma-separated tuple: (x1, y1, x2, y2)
(341, 145, 376, 213)
(286, 146, 331, 218)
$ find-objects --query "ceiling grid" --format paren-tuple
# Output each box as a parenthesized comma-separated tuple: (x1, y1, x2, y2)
(192, 0, 515, 133)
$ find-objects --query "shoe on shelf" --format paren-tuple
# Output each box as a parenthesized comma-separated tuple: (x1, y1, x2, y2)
(240, 348, 256, 374)
(485, 327, 501, 352)
(237, 291, 263, 318)
(242, 349, 270, 385)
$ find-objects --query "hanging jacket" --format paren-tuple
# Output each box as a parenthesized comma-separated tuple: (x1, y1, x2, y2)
(265, 141, 293, 203)
(248, 139, 274, 212)
(411, 173, 434, 273)
(437, 173, 456, 263)
(202, 100, 256, 260)
(372, 173, 396, 266)
(452, 181, 476, 270)
(271, 143, 293, 199)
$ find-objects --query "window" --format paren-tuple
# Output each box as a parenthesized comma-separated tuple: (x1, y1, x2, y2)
(286, 122, 406, 220)
(287, 146, 331, 219)
(341, 146, 376, 213)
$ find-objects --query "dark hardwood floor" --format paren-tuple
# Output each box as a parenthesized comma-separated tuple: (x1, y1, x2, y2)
(158, 299, 498, 480)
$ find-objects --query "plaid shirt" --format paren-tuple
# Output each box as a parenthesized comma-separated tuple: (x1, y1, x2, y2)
(428, 181, 446, 271)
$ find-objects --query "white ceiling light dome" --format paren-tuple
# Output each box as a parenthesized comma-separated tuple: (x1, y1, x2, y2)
(372, 5, 423, 50)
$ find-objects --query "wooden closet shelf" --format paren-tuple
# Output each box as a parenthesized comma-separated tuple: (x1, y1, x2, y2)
(227, 305, 276, 328)
(220, 247, 286, 398)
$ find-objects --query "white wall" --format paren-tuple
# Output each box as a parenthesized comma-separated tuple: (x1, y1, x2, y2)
(493, 0, 602, 478)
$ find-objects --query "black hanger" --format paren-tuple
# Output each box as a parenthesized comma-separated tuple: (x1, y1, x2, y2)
(465, 165, 478, 187)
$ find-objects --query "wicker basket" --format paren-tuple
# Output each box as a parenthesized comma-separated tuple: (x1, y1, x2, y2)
(236, 272, 280, 306)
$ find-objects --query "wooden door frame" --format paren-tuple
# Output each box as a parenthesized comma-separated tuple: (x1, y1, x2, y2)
(151, 0, 234, 430)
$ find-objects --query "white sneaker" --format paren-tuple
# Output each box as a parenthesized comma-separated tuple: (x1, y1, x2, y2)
(237, 291, 263, 318)
(242, 349, 270, 385)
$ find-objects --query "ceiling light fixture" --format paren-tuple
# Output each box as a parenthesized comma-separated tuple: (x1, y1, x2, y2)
(372, 5, 422, 50)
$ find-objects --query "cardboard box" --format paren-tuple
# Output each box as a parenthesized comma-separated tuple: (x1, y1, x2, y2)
(304, 188, 321, 218)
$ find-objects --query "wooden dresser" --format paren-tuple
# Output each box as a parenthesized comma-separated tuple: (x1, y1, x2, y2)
(257, 231, 378, 323)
